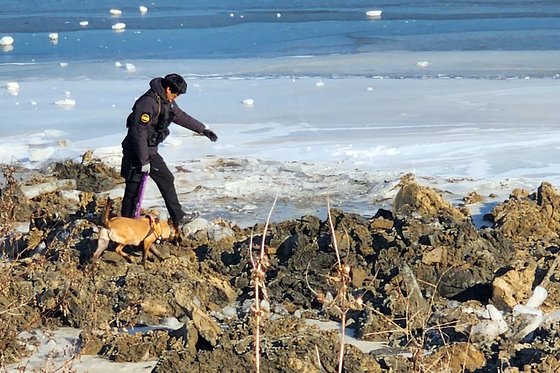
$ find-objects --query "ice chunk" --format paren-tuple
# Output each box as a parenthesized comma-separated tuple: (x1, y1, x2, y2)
(79, 21, 89, 26)
(21, 179, 77, 199)
(0, 36, 14, 46)
(487, 304, 503, 321)
(513, 305, 543, 317)
(511, 314, 544, 341)
(471, 318, 508, 342)
(54, 98, 76, 107)
(139, 6, 148, 14)
(260, 299, 270, 311)
(6, 81, 19, 95)
(525, 286, 547, 308)
(48, 33, 59, 41)
(109, 9, 122, 16)
(241, 203, 258, 211)
(112, 23, 126, 31)
(546, 310, 560, 323)
(125, 63, 136, 72)
(366, 10, 382, 18)
(29, 147, 56, 162)
(58, 190, 81, 204)
(242, 98, 254, 107)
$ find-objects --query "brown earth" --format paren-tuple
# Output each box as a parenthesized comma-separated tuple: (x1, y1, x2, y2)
(1, 160, 560, 372)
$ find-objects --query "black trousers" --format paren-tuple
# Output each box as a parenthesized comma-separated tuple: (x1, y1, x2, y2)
(121, 152, 185, 225)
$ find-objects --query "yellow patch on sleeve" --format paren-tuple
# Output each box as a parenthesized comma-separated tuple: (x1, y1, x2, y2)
(140, 113, 150, 124)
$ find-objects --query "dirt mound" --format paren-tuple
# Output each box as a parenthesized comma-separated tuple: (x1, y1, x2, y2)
(1, 163, 560, 372)
(52, 157, 123, 193)
(490, 182, 560, 247)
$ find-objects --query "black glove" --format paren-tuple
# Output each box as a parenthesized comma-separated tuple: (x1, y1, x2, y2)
(202, 129, 218, 142)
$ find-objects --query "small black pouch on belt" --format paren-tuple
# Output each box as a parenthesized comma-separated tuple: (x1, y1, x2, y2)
(123, 166, 143, 183)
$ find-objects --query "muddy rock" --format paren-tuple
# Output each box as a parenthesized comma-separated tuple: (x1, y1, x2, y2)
(386, 210, 513, 299)
(392, 174, 467, 223)
(492, 259, 538, 310)
(424, 342, 486, 372)
(463, 191, 485, 205)
(491, 182, 560, 247)
(386, 177, 515, 298)
(52, 159, 122, 193)
(83, 328, 174, 363)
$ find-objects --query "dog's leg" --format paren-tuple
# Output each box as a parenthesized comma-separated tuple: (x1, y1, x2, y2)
(115, 244, 132, 263)
(142, 244, 149, 269)
(93, 228, 110, 261)
(172, 225, 182, 245)
(142, 236, 157, 269)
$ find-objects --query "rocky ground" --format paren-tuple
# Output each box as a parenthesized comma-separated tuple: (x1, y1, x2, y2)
(0, 158, 559, 372)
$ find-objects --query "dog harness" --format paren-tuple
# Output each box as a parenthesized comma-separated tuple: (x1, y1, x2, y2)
(145, 215, 163, 244)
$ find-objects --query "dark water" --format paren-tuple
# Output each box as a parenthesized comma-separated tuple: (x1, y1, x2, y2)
(0, 0, 559, 63)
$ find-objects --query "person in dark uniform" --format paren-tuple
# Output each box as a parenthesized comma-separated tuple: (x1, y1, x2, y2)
(120, 73, 218, 229)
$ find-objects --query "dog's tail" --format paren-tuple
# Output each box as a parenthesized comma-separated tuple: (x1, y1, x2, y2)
(102, 197, 113, 227)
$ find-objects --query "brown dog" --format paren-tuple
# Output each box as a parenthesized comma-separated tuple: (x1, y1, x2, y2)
(93, 198, 180, 268)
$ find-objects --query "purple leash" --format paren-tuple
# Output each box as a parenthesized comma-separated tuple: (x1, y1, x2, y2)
(134, 172, 149, 218)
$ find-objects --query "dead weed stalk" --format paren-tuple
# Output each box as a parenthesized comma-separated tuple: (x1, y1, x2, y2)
(306, 201, 364, 373)
(249, 195, 277, 373)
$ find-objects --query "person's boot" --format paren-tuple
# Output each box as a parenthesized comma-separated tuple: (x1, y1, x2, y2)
(176, 211, 199, 228)
(172, 211, 198, 244)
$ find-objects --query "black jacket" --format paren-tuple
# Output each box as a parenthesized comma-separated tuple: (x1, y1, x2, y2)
(122, 77, 206, 166)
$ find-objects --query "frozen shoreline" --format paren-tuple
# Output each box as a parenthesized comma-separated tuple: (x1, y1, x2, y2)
(1, 50, 559, 225)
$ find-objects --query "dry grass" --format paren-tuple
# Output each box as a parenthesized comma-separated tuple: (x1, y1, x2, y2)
(0, 165, 21, 259)
(362, 266, 477, 372)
